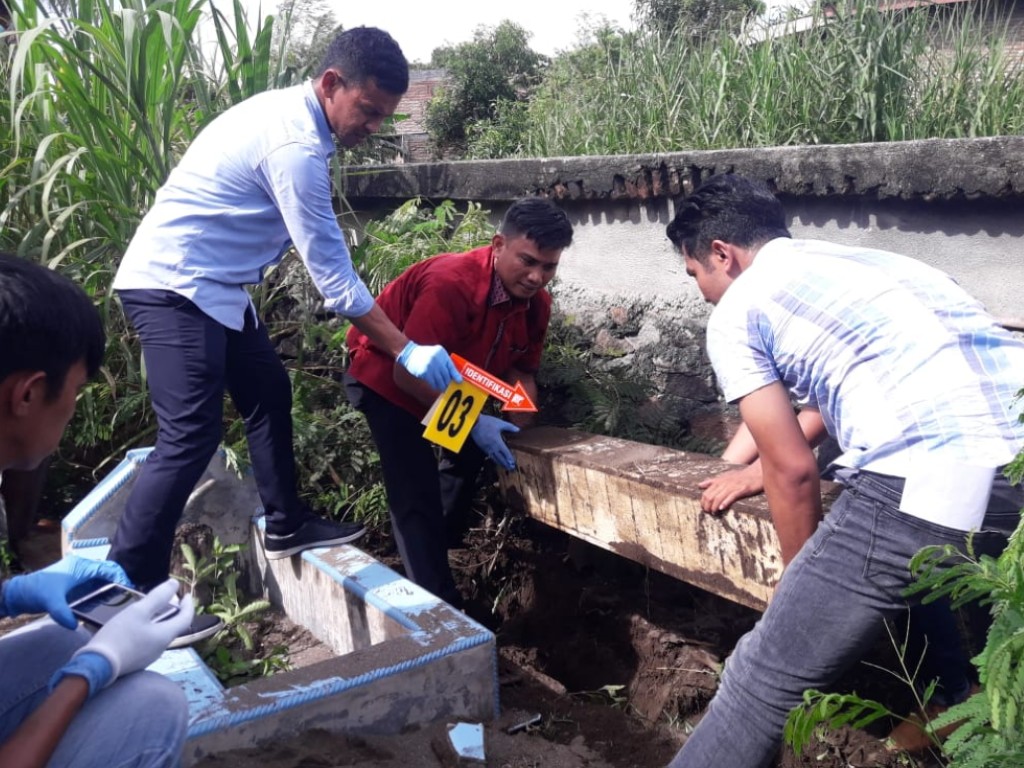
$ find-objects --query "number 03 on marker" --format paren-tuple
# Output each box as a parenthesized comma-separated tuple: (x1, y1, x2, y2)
(421, 381, 488, 452)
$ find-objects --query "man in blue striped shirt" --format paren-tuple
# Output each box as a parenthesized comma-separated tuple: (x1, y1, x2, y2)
(109, 27, 461, 643)
(666, 173, 1024, 767)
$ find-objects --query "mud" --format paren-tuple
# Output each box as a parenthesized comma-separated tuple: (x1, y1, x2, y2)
(354, 508, 938, 768)
(160, 510, 947, 766)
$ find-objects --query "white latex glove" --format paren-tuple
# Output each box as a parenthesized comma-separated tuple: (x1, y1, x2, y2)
(73, 579, 194, 683)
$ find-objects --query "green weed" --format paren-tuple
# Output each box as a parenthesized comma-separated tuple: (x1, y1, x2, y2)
(176, 537, 288, 685)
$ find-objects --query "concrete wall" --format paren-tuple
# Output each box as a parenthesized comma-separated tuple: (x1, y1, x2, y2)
(340, 137, 1024, 431)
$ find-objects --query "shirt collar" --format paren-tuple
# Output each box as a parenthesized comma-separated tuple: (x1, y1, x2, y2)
(489, 268, 511, 306)
(304, 81, 337, 157)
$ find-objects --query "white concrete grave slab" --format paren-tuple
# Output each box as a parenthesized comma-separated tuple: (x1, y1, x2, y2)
(62, 449, 498, 766)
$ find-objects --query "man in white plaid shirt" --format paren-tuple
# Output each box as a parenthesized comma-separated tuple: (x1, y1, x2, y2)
(665, 173, 1024, 767)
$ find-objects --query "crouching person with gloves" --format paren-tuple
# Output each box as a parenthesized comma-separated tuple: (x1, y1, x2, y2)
(345, 197, 574, 607)
(0, 254, 193, 767)
(0, 560, 193, 768)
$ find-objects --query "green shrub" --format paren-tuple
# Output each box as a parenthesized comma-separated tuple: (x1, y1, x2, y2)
(785, 413, 1024, 765)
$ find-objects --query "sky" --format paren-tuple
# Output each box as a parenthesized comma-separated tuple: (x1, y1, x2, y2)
(245, 0, 639, 64)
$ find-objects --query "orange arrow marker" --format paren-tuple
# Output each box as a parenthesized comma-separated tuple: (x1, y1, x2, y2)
(450, 353, 537, 412)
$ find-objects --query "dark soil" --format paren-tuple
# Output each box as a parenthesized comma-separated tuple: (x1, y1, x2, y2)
(339, 499, 942, 768)
(8, 492, 945, 768)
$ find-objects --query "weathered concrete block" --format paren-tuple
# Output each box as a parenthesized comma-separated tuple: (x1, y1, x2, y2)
(499, 426, 837, 611)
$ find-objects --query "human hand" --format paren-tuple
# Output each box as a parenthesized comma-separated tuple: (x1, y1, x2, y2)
(471, 415, 520, 470)
(66, 580, 194, 696)
(698, 466, 764, 515)
(396, 342, 463, 391)
(2, 556, 132, 629)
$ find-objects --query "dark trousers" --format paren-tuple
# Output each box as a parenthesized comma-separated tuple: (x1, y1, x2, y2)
(109, 289, 304, 588)
(344, 374, 486, 606)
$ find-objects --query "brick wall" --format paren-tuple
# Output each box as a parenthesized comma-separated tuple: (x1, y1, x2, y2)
(392, 68, 448, 163)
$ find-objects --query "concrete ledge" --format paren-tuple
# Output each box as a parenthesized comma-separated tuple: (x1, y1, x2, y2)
(63, 451, 498, 766)
(499, 426, 838, 611)
(343, 136, 1024, 204)
(185, 537, 497, 764)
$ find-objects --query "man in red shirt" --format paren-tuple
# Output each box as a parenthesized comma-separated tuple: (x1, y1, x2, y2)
(345, 198, 573, 605)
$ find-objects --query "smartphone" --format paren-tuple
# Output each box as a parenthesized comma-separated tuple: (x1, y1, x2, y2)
(69, 583, 179, 629)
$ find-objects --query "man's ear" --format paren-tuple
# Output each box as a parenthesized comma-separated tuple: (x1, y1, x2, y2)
(710, 239, 746, 275)
(7, 371, 47, 417)
(318, 68, 344, 96)
(491, 233, 505, 252)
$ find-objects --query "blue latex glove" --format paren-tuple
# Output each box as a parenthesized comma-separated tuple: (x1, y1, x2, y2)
(397, 341, 462, 391)
(2, 556, 131, 629)
(51, 579, 194, 699)
(49, 651, 114, 700)
(471, 415, 520, 470)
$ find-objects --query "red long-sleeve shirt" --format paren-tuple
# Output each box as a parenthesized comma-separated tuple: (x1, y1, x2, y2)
(346, 245, 551, 419)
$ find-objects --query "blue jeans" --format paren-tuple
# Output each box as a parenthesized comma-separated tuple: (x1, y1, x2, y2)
(669, 469, 1022, 768)
(0, 621, 187, 767)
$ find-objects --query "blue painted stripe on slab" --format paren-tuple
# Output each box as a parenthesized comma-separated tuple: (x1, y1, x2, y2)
(186, 629, 495, 738)
(69, 538, 110, 550)
(62, 454, 141, 541)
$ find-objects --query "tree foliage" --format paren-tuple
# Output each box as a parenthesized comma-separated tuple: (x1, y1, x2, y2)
(270, 0, 338, 81)
(633, 0, 765, 38)
(425, 20, 544, 157)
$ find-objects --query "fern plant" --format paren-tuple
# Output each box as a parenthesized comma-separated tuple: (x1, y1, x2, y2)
(784, 484, 1024, 765)
(904, 521, 1024, 767)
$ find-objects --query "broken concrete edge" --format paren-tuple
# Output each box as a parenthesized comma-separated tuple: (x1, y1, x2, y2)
(342, 136, 1024, 204)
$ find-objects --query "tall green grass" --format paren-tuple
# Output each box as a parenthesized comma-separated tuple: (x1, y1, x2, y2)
(0, 0, 421, 520)
(1, 0, 291, 265)
(520, 0, 1024, 157)
(0, 0, 287, 476)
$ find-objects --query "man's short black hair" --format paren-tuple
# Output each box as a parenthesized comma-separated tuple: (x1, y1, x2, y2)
(666, 174, 790, 265)
(499, 197, 574, 251)
(0, 254, 104, 400)
(317, 26, 409, 96)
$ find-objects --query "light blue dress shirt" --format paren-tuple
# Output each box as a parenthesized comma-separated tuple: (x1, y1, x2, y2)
(114, 81, 374, 331)
(707, 237, 1024, 520)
